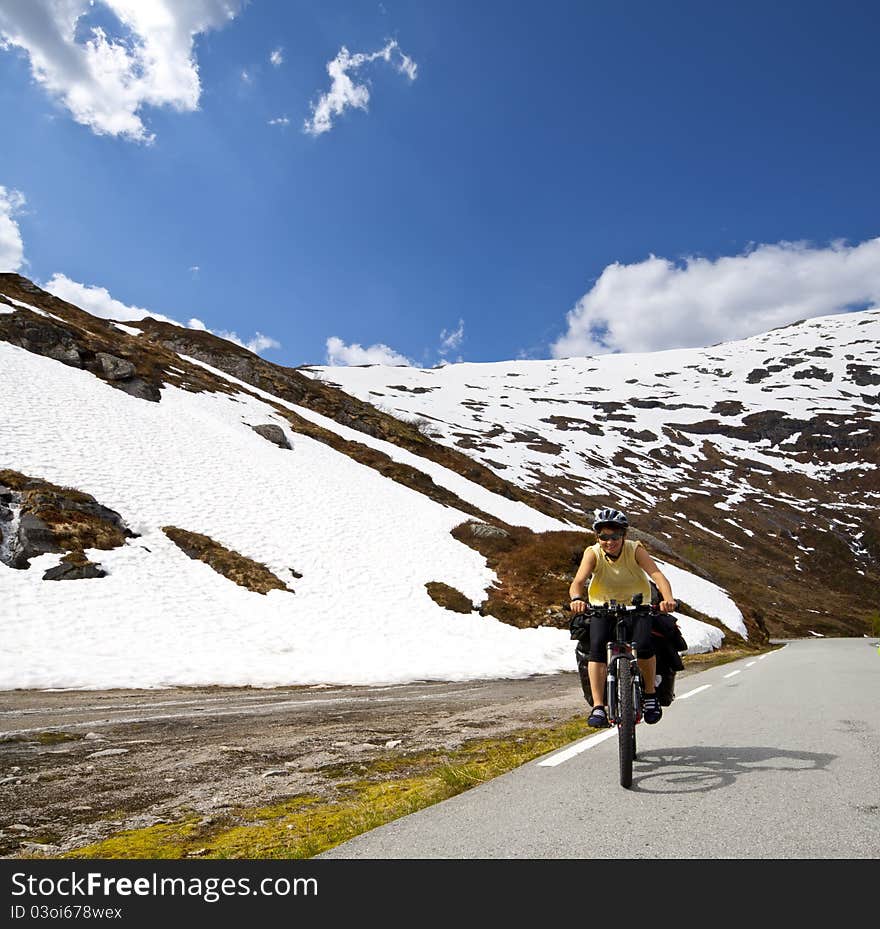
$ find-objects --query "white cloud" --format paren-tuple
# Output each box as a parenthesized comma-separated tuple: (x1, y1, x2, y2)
(43, 272, 177, 323)
(0, 186, 27, 272)
(325, 336, 411, 366)
(303, 39, 417, 137)
(43, 273, 280, 355)
(188, 264, 200, 274)
(439, 319, 464, 360)
(0, 1, 245, 143)
(268, 115, 289, 127)
(552, 237, 880, 357)
(397, 51, 417, 81)
(216, 329, 281, 355)
(269, 46, 283, 67)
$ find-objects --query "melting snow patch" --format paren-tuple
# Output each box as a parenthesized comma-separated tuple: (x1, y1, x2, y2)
(656, 560, 748, 639)
(1, 294, 51, 317)
(113, 323, 142, 336)
(689, 520, 728, 541)
(675, 615, 724, 654)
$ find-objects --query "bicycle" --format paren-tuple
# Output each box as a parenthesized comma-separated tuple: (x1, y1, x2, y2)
(573, 594, 677, 788)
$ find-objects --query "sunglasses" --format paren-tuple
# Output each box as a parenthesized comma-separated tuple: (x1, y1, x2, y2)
(597, 532, 624, 542)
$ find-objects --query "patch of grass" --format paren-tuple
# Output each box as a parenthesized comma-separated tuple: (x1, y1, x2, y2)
(682, 644, 769, 672)
(163, 526, 290, 595)
(452, 522, 586, 629)
(64, 817, 205, 860)
(425, 581, 474, 614)
(1, 730, 84, 745)
(679, 543, 703, 567)
(34, 730, 84, 745)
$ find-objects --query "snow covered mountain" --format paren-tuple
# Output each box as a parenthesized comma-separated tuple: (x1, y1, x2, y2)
(1, 272, 874, 690)
(315, 308, 880, 640)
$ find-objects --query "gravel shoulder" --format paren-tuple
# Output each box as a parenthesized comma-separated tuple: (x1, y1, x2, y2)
(0, 654, 735, 858)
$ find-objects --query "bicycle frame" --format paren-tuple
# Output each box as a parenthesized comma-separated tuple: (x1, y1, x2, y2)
(605, 618, 644, 726)
(575, 595, 678, 788)
(593, 601, 652, 788)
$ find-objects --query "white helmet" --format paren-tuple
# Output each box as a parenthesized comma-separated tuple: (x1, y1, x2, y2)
(592, 508, 629, 532)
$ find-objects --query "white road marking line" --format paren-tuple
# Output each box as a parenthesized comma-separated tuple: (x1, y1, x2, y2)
(678, 684, 712, 699)
(723, 670, 742, 678)
(746, 661, 756, 667)
(537, 729, 617, 767)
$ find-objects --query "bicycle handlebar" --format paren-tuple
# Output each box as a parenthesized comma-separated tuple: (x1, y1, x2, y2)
(583, 594, 680, 614)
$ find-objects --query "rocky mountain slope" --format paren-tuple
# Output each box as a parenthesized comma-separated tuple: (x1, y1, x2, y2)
(5, 272, 613, 691)
(314, 309, 880, 639)
(1, 271, 875, 669)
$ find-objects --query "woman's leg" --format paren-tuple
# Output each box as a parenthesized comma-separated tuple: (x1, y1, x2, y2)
(634, 615, 657, 694)
(587, 614, 612, 707)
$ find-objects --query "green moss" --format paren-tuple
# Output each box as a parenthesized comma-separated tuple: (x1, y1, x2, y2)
(38, 730, 85, 745)
(1, 730, 87, 745)
(65, 818, 204, 859)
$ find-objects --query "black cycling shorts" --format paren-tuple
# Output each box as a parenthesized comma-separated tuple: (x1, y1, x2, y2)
(587, 612, 655, 662)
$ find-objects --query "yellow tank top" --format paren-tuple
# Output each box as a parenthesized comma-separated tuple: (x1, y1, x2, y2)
(587, 539, 651, 606)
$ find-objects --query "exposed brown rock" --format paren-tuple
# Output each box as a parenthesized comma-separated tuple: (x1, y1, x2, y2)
(712, 400, 747, 416)
(0, 469, 134, 569)
(846, 363, 880, 386)
(42, 551, 107, 581)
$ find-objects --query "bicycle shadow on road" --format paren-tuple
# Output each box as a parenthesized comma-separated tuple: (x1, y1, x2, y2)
(630, 745, 835, 794)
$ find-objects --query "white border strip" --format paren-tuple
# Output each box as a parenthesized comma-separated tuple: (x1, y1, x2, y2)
(677, 684, 712, 699)
(723, 669, 742, 678)
(537, 728, 617, 767)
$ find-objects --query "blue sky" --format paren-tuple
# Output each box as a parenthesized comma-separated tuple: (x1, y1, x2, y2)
(1, 0, 879, 367)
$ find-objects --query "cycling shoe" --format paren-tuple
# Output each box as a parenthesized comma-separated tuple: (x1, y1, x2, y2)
(643, 694, 662, 724)
(587, 705, 611, 729)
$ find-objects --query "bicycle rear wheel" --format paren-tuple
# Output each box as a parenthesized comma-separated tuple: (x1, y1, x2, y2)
(617, 658, 635, 789)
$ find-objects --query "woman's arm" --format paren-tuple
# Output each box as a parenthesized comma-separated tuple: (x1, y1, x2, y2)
(569, 547, 597, 612)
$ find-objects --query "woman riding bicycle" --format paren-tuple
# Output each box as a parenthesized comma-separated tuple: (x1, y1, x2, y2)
(569, 507, 677, 729)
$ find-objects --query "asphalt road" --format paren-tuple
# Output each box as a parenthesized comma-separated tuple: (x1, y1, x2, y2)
(320, 638, 880, 858)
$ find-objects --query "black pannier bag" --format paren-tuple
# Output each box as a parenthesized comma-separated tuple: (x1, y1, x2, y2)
(569, 612, 590, 641)
(651, 613, 689, 706)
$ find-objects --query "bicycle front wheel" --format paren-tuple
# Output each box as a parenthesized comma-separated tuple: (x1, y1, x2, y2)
(617, 659, 635, 789)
